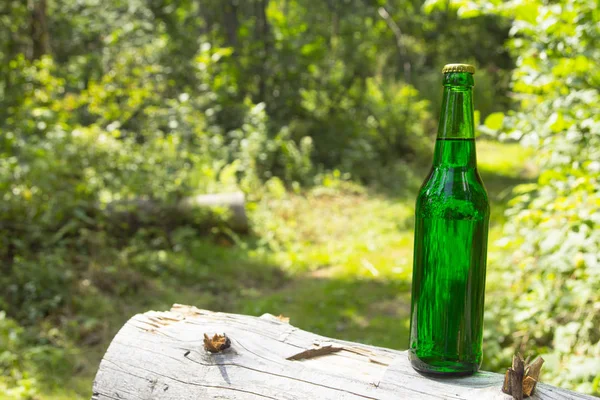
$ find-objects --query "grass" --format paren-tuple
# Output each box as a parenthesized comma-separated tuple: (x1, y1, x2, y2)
(31, 140, 534, 399)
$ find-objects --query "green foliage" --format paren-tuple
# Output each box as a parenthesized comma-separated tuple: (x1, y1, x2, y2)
(0, 311, 72, 399)
(0, 312, 38, 399)
(299, 77, 432, 178)
(5, 0, 595, 396)
(483, 112, 504, 131)
(0, 19, 311, 394)
(469, 0, 600, 395)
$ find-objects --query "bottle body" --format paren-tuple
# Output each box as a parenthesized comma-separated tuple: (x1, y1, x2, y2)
(409, 66, 490, 376)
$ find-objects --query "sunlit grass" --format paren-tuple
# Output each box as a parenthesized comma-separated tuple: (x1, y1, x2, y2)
(477, 140, 536, 179)
(37, 140, 533, 399)
(241, 140, 534, 349)
(255, 192, 414, 279)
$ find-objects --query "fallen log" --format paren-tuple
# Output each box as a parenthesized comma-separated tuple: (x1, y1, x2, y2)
(103, 192, 248, 232)
(92, 305, 594, 400)
(179, 192, 248, 232)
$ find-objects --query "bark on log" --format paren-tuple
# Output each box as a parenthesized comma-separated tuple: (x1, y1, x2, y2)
(92, 305, 594, 400)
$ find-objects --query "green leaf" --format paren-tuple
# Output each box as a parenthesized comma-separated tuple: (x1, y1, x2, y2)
(474, 110, 481, 127)
(457, 3, 483, 18)
(484, 112, 504, 130)
(549, 112, 566, 132)
(513, 2, 539, 24)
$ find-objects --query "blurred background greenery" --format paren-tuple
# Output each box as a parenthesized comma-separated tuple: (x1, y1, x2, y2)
(0, 0, 598, 398)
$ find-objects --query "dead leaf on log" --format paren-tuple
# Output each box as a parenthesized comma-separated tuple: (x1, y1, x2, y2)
(502, 353, 545, 399)
(203, 333, 231, 353)
(276, 314, 290, 323)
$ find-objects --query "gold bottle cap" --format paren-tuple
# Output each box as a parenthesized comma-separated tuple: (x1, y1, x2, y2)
(442, 64, 475, 74)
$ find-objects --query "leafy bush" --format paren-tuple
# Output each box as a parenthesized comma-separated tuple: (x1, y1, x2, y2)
(0, 312, 36, 399)
(0, 311, 70, 399)
(0, 51, 307, 397)
(470, 0, 600, 394)
(0, 42, 310, 328)
(297, 75, 432, 181)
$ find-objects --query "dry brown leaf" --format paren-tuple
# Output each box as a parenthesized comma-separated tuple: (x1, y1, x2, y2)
(203, 333, 231, 353)
(276, 314, 290, 323)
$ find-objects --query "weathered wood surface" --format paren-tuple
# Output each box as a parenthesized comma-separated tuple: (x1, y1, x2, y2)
(92, 305, 594, 400)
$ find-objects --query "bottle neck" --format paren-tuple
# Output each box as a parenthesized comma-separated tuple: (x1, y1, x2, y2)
(433, 139, 477, 168)
(433, 72, 476, 168)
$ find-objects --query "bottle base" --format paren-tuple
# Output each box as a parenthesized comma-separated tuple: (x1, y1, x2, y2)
(408, 350, 479, 377)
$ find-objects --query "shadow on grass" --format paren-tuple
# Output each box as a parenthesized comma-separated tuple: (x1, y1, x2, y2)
(366, 162, 535, 234)
(481, 169, 535, 200)
(368, 163, 535, 209)
(234, 275, 412, 351)
(35, 237, 288, 398)
(480, 169, 536, 225)
(36, 142, 535, 398)
(40, 236, 412, 399)
(176, 238, 412, 351)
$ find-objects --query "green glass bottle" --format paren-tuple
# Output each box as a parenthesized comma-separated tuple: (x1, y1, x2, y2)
(408, 64, 490, 376)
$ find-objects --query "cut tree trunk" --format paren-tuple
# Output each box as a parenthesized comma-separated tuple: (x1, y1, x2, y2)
(92, 305, 594, 400)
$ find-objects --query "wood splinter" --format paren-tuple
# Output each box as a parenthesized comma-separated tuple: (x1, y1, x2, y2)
(286, 344, 343, 361)
(502, 353, 545, 400)
(203, 333, 231, 353)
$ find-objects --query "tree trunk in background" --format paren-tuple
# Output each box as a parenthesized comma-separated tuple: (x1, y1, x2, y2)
(325, 0, 339, 49)
(256, 0, 270, 103)
(30, 0, 50, 59)
(199, 0, 214, 36)
(332, 4, 339, 48)
(223, 0, 239, 48)
(376, 5, 411, 83)
(283, 0, 289, 18)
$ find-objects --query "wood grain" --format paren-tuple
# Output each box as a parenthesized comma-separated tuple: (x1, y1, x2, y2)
(92, 305, 594, 400)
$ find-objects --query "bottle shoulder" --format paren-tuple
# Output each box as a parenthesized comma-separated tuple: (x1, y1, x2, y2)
(416, 167, 489, 220)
